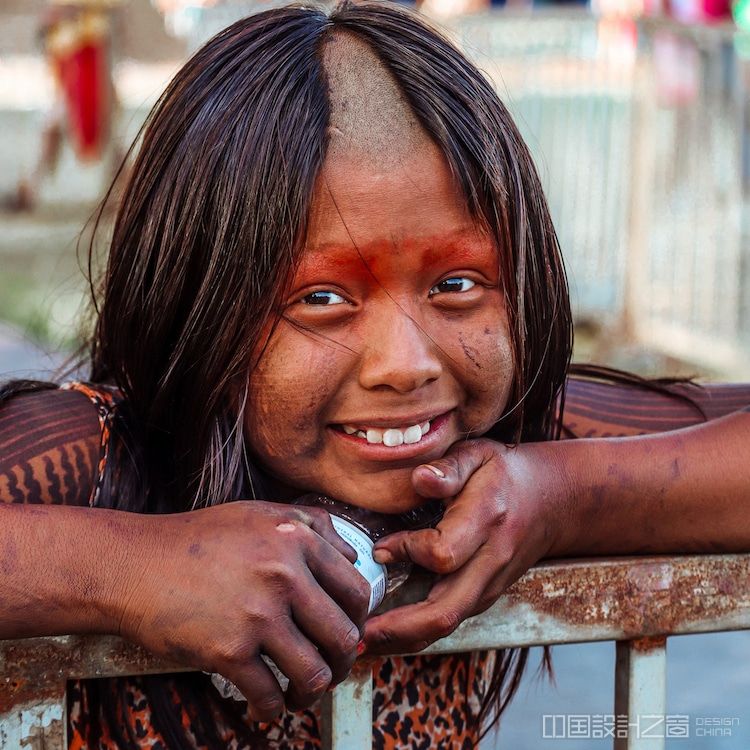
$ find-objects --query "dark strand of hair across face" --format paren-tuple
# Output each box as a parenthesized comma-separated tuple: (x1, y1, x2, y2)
(10, 2, 572, 746)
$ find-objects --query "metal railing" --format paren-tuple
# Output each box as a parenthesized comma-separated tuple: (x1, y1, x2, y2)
(3, 554, 750, 749)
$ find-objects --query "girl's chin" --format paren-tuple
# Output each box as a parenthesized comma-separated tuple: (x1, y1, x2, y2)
(344, 494, 424, 515)
(312, 475, 424, 515)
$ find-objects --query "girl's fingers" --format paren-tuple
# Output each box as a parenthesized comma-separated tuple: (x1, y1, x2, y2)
(363, 547, 520, 655)
(303, 528, 371, 629)
(290, 505, 358, 563)
(224, 657, 285, 722)
(373, 516, 487, 574)
(411, 439, 498, 499)
(263, 624, 335, 711)
(292, 570, 361, 685)
(374, 476, 498, 573)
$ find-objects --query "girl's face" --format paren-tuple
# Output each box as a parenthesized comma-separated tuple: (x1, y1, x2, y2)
(245, 141, 514, 512)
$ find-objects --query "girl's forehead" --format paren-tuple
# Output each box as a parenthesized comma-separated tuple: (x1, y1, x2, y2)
(300, 144, 496, 283)
(307, 142, 475, 239)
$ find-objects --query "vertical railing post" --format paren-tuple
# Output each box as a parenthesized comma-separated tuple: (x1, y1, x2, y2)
(614, 636, 667, 750)
(0, 681, 67, 750)
(320, 661, 373, 750)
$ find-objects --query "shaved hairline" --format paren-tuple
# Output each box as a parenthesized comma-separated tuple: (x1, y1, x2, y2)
(320, 30, 435, 170)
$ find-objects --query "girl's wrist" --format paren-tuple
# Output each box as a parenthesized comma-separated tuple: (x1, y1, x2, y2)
(525, 439, 589, 559)
(104, 510, 173, 640)
(515, 436, 635, 559)
(497, 439, 583, 560)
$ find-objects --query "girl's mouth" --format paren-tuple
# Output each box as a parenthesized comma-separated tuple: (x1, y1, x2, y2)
(329, 411, 453, 460)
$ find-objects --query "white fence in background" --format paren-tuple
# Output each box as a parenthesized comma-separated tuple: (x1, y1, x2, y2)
(444, 12, 748, 375)
(189, 7, 749, 374)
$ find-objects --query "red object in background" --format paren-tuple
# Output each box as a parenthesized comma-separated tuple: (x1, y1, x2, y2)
(47, 10, 111, 161)
(701, 0, 731, 19)
(668, 0, 732, 22)
(57, 39, 109, 160)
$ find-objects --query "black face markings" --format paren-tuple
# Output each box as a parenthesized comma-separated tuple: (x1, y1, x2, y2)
(458, 333, 482, 369)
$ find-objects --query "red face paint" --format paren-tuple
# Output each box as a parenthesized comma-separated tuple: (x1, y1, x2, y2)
(245, 147, 513, 513)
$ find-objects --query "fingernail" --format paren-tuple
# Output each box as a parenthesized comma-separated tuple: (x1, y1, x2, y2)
(423, 464, 445, 478)
(373, 549, 393, 564)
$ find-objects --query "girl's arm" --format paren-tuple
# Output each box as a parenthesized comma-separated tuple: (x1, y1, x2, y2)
(553, 406, 750, 555)
(0, 388, 370, 718)
(364, 384, 750, 653)
(0, 390, 143, 638)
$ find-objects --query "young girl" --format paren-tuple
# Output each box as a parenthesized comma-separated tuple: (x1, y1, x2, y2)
(1, 2, 749, 748)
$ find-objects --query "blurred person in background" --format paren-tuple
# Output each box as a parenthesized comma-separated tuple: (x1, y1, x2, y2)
(3, 0, 119, 212)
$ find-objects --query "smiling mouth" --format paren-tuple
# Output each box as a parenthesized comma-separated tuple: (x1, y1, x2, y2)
(330, 411, 452, 448)
(337, 420, 430, 446)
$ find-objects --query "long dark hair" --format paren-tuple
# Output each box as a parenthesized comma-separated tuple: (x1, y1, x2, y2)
(79, 1, 572, 745)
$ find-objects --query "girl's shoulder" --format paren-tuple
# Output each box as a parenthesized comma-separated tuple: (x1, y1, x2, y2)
(61, 380, 123, 417)
(60, 381, 123, 508)
(0, 381, 114, 506)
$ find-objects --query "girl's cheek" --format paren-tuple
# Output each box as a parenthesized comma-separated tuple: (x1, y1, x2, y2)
(457, 320, 514, 431)
(245, 335, 346, 458)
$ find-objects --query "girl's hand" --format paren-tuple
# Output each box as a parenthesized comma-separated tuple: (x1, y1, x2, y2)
(115, 501, 371, 719)
(363, 439, 569, 654)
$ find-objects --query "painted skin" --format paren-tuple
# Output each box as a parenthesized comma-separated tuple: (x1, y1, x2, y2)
(244, 143, 514, 514)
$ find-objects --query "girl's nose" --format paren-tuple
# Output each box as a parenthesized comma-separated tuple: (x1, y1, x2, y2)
(358, 308, 442, 393)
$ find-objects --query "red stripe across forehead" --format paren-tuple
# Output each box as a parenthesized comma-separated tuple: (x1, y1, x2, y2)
(294, 228, 497, 286)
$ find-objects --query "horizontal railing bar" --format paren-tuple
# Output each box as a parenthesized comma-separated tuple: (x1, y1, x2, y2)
(2, 554, 749, 688)
(419, 553, 750, 653)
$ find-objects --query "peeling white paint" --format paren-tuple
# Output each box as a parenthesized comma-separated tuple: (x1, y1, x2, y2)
(1, 699, 65, 750)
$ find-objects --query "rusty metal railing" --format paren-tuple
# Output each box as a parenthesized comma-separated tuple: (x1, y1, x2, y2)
(2, 554, 750, 749)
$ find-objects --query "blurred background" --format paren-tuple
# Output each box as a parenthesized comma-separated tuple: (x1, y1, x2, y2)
(1, 0, 749, 748)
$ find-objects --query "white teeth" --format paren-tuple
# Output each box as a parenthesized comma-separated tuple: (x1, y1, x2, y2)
(403, 425, 422, 444)
(366, 429, 383, 444)
(340, 420, 433, 446)
(382, 429, 404, 447)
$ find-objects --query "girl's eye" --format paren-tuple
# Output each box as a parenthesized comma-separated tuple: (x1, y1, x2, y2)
(300, 290, 347, 306)
(429, 277, 476, 296)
